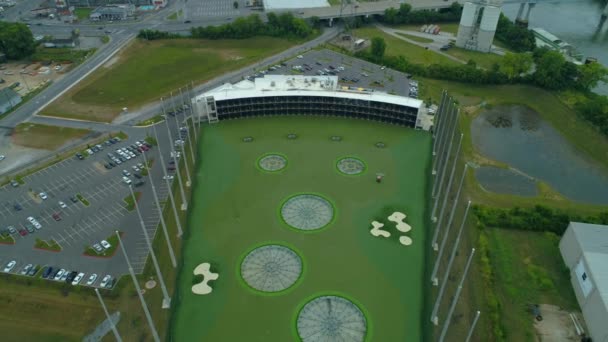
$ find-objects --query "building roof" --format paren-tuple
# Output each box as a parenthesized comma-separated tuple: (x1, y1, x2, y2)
(263, 0, 329, 10)
(201, 75, 422, 109)
(570, 222, 608, 311)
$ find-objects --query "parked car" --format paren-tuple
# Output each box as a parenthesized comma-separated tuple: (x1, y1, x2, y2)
(52, 212, 61, 221)
(18, 228, 27, 236)
(39, 192, 48, 200)
(27, 265, 38, 276)
(122, 170, 131, 177)
(3, 260, 16, 272)
(100, 240, 111, 249)
(86, 273, 98, 286)
(93, 243, 103, 253)
(122, 177, 132, 185)
(54, 269, 66, 281)
(70, 196, 78, 203)
(42, 267, 53, 278)
(7, 226, 16, 234)
(58, 201, 67, 209)
(65, 271, 78, 283)
(13, 203, 22, 211)
(10, 180, 19, 187)
(72, 272, 85, 286)
(75, 153, 84, 160)
(100, 275, 112, 288)
(20, 264, 33, 275)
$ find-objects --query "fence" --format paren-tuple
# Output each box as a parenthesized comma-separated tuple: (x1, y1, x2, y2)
(427, 91, 486, 342)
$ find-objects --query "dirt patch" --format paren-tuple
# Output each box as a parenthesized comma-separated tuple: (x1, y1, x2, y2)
(28, 191, 42, 204)
(103, 56, 120, 69)
(533, 304, 581, 342)
(93, 161, 108, 174)
(42, 98, 118, 123)
(1, 61, 70, 96)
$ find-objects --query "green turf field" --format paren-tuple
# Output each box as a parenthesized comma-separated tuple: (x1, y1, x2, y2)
(171, 116, 432, 341)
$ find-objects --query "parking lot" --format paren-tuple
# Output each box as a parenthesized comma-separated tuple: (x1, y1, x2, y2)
(181, 0, 252, 20)
(246, 49, 415, 98)
(0, 108, 192, 289)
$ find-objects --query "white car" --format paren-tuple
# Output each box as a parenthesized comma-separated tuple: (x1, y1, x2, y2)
(54, 269, 65, 281)
(163, 175, 174, 180)
(135, 141, 143, 147)
(137, 163, 144, 169)
(86, 273, 98, 286)
(0, 155, 5, 161)
(32, 221, 42, 229)
(58, 201, 67, 209)
(27, 216, 35, 224)
(100, 240, 111, 249)
(39, 192, 48, 200)
(297, 55, 303, 59)
(72, 272, 85, 285)
(60, 271, 69, 281)
(132, 166, 140, 172)
(20, 264, 33, 275)
(122, 176, 132, 185)
(124, 154, 132, 160)
(100, 275, 112, 287)
(3, 260, 16, 273)
(93, 243, 103, 253)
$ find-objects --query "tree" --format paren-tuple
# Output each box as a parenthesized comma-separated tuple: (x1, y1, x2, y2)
(233, 1, 239, 9)
(370, 37, 386, 61)
(532, 49, 577, 90)
(499, 52, 533, 80)
(0, 22, 36, 60)
(576, 61, 608, 91)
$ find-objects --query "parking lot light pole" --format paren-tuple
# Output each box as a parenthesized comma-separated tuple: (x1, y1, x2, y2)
(161, 98, 189, 210)
(142, 149, 177, 268)
(172, 113, 192, 187)
(186, 83, 198, 142)
(179, 87, 197, 163)
(129, 185, 171, 309)
(116, 231, 161, 342)
(94, 288, 123, 342)
(153, 124, 183, 237)
(191, 81, 201, 133)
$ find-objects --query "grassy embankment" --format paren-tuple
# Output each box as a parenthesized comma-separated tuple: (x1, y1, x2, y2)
(12, 123, 91, 150)
(42, 37, 303, 122)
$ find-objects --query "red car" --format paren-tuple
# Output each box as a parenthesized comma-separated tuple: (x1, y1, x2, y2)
(141, 145, 149, 151)
(52, 213, 62, 221)
(18, 229, 28, 236)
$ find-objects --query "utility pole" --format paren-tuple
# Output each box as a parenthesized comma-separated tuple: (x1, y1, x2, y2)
(431, 130, 462, 221)
(153, 124, 184, 237)
(431, 133, 463, 250)
(162, 97, 188, 210)
(438, 248, 476, 341)
(431, 99, 454, 185)
(94, 288, 122, 342)
(129, 185, 171, 308)
(432, 91, 448, 157)
(432, 164, 468, 283)
(141, 149, 177, 268)
(116, 231, 161, 342)
(431, 200, 472, 323)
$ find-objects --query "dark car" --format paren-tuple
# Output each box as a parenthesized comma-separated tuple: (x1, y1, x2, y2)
(50, 268, 61, 279)
(27, 266, 38, 276)
(133, 173, 142, 179)
(42, 267, 53, 279)
(75, 153, 84, 160)
(18, 228, 28, 236)
(134, 180, 145, 187)
(13, 203, 22, 211)
(70, 196, 78, 203)
(104, 163, 111, 169)
(25, 223, 35, 233)
(184, 20, 191, 23)
(52, 213, 61, 221)
(10, 180, 19, 187)
(167, 166, 176, 171)
(108, 161, 116, 167)
(65, 271, 78, 283)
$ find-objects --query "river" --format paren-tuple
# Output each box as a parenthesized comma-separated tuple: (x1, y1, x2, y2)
(502, 0, 608, 94)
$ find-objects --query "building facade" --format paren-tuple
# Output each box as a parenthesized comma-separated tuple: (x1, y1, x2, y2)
(192, 75, 424, 128)
(559, 222, 608, 342)
(456, 0, 502, 53)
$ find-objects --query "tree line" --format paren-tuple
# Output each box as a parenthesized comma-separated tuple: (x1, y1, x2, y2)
(139, 13, 314, 41)
(473, 204, 608, 235)
(380, 3, 463, 25)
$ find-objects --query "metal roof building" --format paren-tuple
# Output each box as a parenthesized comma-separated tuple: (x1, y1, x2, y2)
(192, 75, 425, 128)
(559, 222, 608, 342)
(262, 0, 329, 10)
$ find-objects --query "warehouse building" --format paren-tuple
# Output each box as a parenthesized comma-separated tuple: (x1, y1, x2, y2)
(192, 75, 424, 128)
(559, 222, 608, 342)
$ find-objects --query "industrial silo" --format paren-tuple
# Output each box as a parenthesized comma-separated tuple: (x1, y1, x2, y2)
(455, 2, 477, 50)
(478, 5, 501, 52)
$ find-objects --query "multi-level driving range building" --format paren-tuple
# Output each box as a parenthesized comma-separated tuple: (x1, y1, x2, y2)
(193, 75, 428, 129)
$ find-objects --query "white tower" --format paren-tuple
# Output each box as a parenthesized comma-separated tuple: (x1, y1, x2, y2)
(456, 0, 503, 53)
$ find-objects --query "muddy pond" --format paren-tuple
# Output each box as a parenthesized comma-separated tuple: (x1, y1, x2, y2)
(470, 105, 608, 205)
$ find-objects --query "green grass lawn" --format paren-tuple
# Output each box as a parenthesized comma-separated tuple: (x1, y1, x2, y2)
(42, 37, 301, 122)
(354, 27, 459, 66)
(12, 123, 91, 150)
(73, 8, 93, 20)
(445, 47, 503, 69)
(171, 117, 432, 341)
(484, 228, 578, 341)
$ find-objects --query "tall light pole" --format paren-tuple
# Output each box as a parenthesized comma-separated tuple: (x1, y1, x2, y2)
(432, 106, 459, 199)
(94, 288, 122, 342)
(161, 97, 188, 210)
(431, 200, 472, 323)
(438, 248, 476, 341)
(187, 82, 198, 142)
(432, 91, 448, 157)
(116, 231, 161, 342)
(179, 87, 197, 164)
(142, 149, 177, 268)
(191, 81, 201, 133)
(432, 99, 454, 183)
(129, 185, 171, 309)
(431, 163, 468, 282)
(465, 311, 482, 342)
(153, 124, 184, 237)
(431, 133, 463, 250)
(431, 131, 462, 221)
(172, 112, 192, 187)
